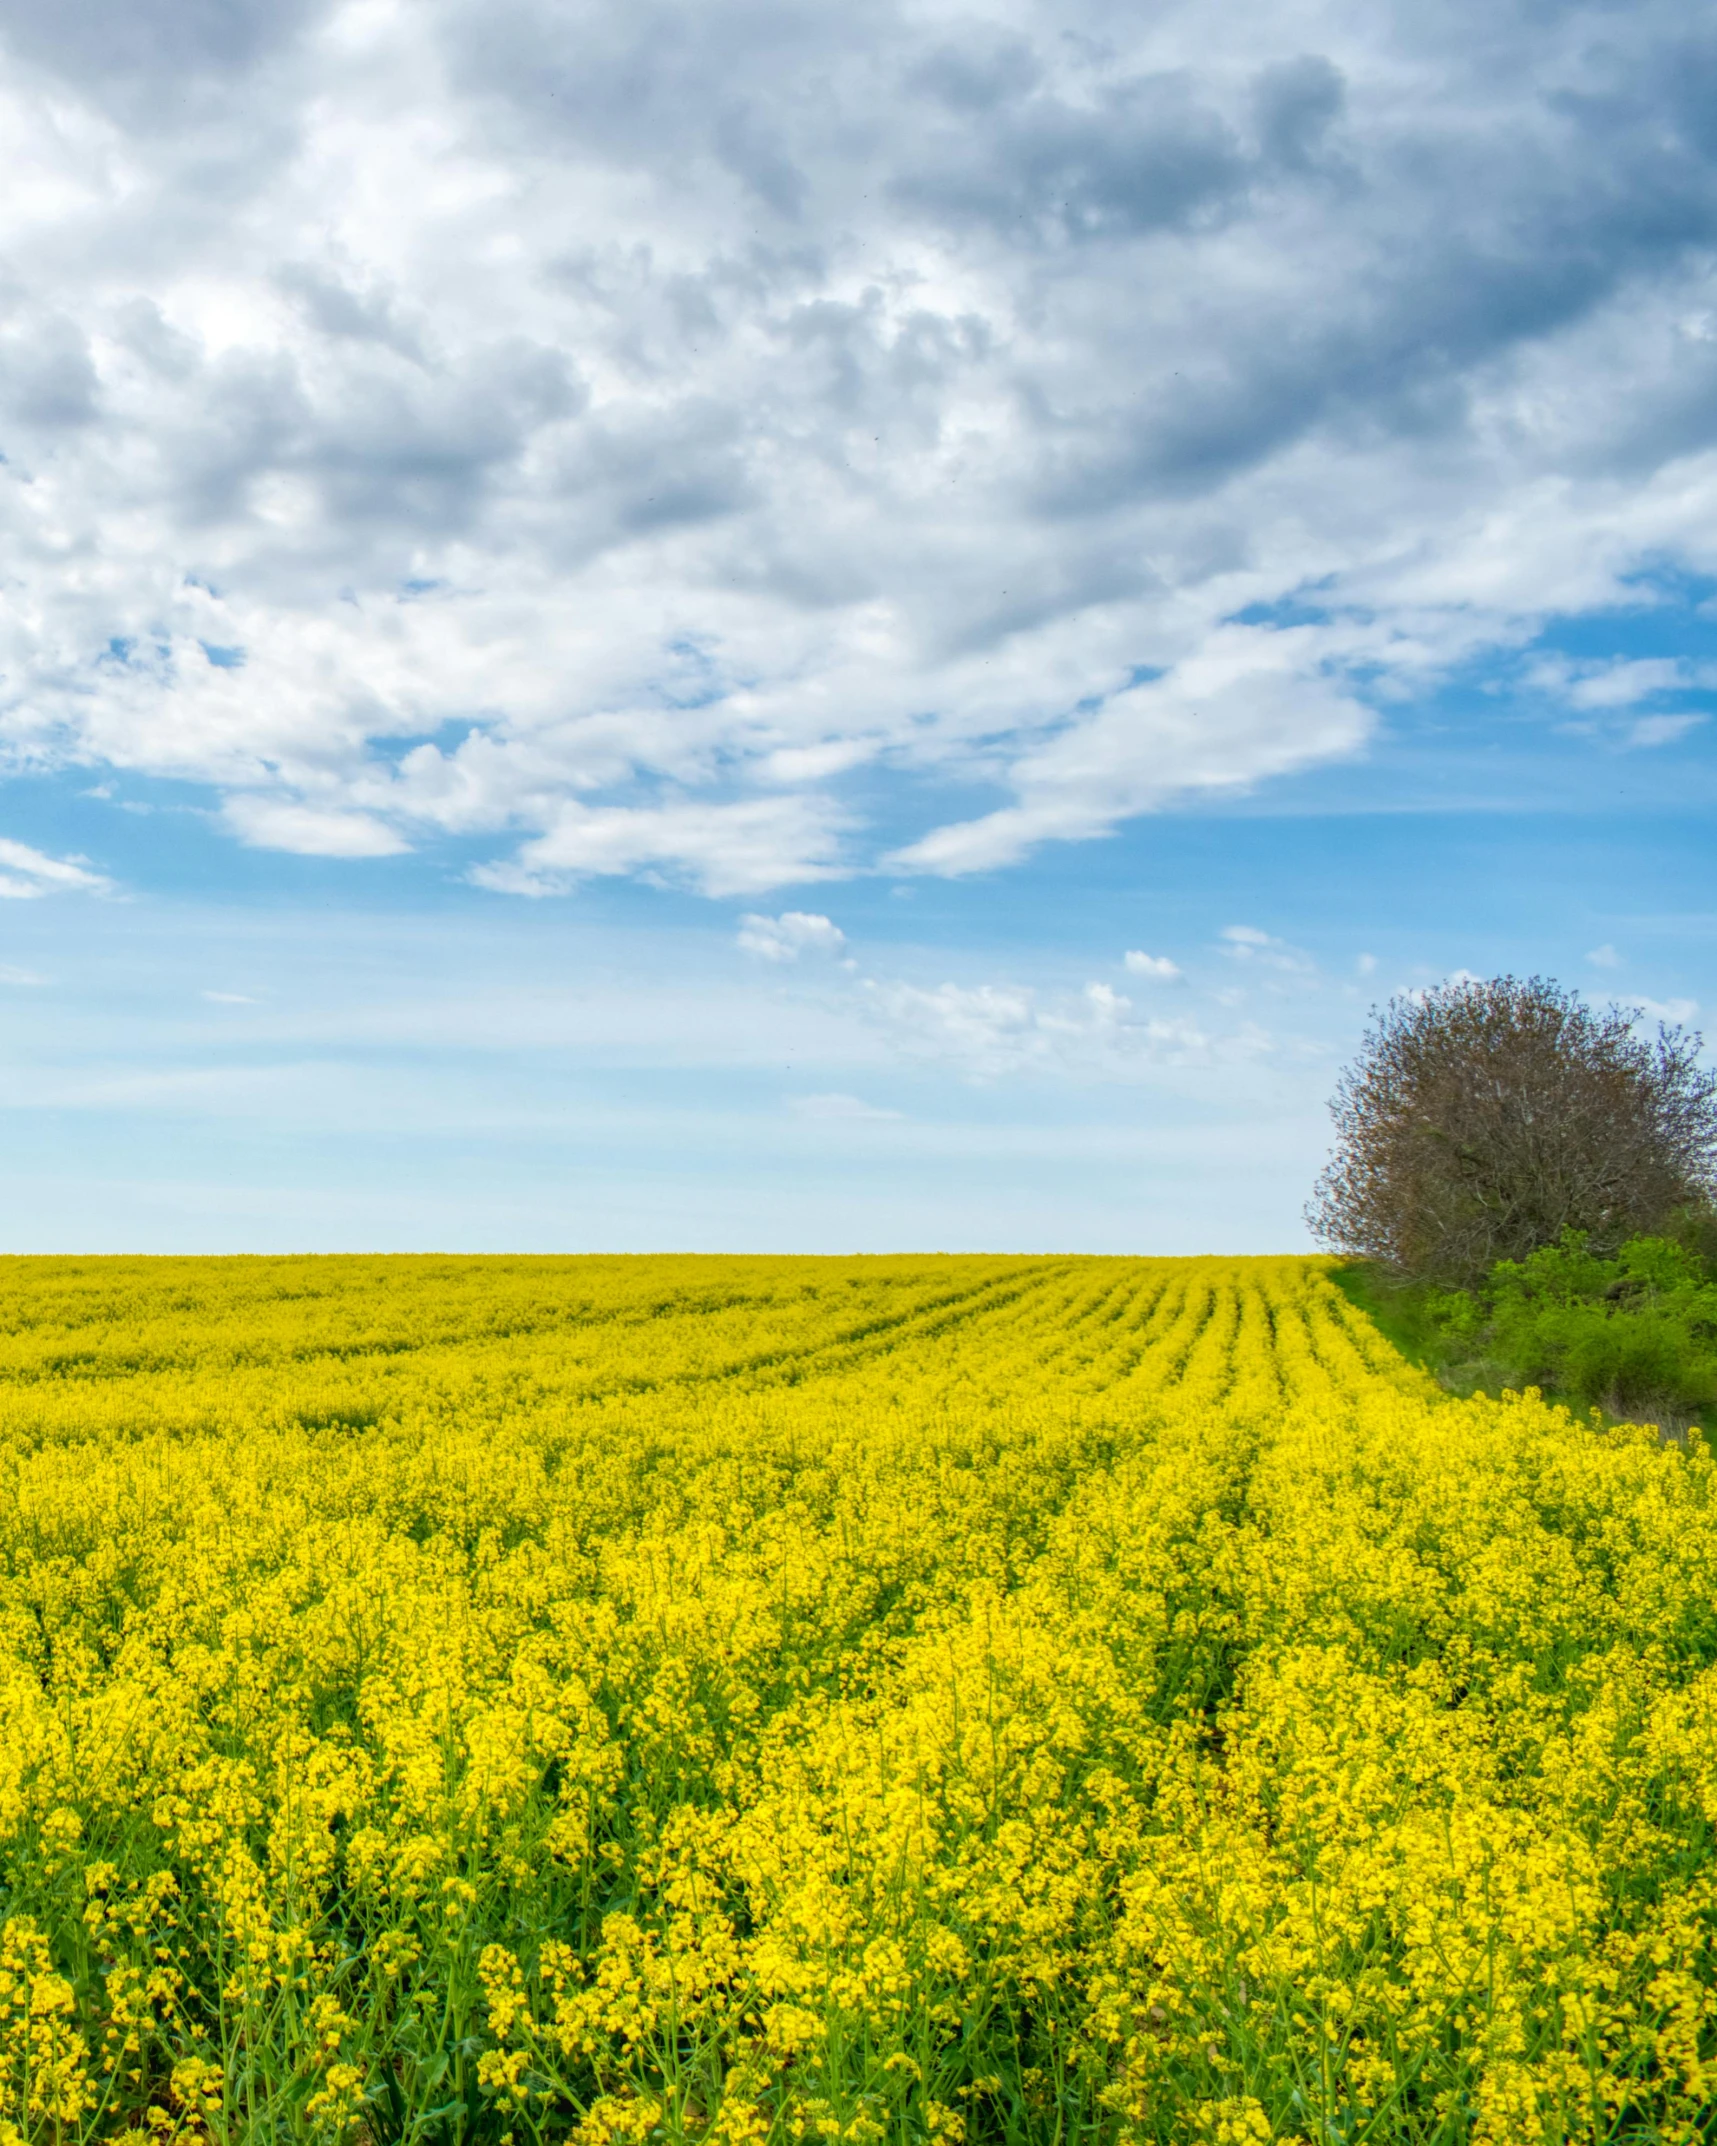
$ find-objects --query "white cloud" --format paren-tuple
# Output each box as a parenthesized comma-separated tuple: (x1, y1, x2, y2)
(1220, 923, 1314, 974)
(885, 639, 1371, 876)
(1355, 953, 1377, 976)
(0, 0, 1713, 891)
(0, 964, 46, 984)
(1636, 996, 1699, 1026)
(736, 911, 847, 962)
(1627, 713, 1707, 749)
(202, 989, 258, 1004)
(1527, 656, 1712, 710)
(222, 798, 409, 857)
(1525, 659, 1712, 751)
(476, 799, 846, 899)
(0, 838, 110, 898)
(860, 972, 1242, 1081)
(1587, 943, 1622, 968)
(868, 981, 1035, 1073)
(1124, 950, 1182, 981)
(789, 1092, 902, 1121)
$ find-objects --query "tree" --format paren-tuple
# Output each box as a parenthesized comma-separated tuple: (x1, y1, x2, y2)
(1307, 975, 1717, 1284)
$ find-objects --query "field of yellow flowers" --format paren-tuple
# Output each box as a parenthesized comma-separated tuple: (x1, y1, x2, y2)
(0, 1252, 1711, 2146)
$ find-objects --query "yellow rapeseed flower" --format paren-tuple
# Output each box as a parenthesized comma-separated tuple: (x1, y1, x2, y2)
(0, 1251, 1706, 2140)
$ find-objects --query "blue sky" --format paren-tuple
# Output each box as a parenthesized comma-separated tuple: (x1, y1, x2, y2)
(0, 0, 1714, 1249)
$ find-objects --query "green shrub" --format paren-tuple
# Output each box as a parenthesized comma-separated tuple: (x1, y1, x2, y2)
(1433, 1230, 1717, 1419)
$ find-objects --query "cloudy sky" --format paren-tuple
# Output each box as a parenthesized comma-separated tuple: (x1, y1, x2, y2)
(1, 0, 1714, 1250)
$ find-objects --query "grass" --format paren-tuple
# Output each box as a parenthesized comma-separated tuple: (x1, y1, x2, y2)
(1329, 1249, 1713, 1441)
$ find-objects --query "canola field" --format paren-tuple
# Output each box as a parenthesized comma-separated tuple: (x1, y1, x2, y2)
(0, 1253, 1712, 2146)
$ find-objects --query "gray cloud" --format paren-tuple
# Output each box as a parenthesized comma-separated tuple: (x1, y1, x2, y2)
(0, 0, 1714, 890)
(0, 311, 100, 428)
(892, 71, 1254, 243)
(0, 0, 321, 89)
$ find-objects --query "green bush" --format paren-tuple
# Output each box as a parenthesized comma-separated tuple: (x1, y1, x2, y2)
(1429, 1230, 1717, 1420)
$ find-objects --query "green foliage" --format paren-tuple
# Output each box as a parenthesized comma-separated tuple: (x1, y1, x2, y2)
(1402, 1228, 1717, 1424)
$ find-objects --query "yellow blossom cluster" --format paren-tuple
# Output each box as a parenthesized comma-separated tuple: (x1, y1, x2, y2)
(0, 1251, 1709, 2143)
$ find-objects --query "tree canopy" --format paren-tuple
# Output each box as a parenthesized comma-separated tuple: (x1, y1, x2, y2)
(1308, 975, 1717, 1284)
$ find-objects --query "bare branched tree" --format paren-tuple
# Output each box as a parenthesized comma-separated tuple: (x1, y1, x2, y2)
(1307, 976, 1717, 1283)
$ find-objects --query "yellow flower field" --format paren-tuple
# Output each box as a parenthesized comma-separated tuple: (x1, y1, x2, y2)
(0, 1252, 1710, 2145)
